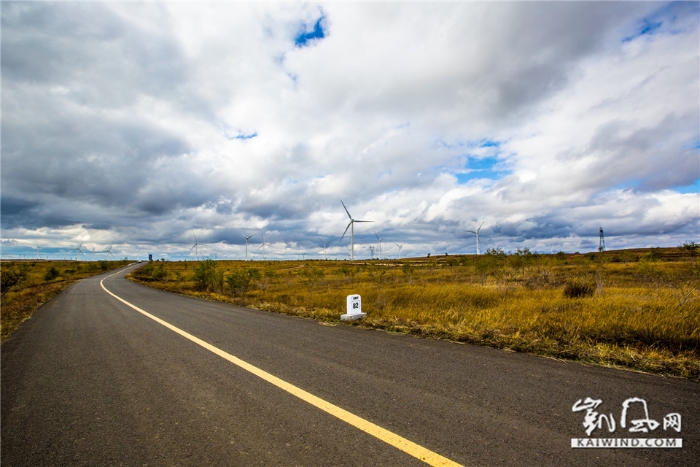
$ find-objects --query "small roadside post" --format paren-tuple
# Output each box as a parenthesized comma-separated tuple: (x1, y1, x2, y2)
(341, 294, 366, 321)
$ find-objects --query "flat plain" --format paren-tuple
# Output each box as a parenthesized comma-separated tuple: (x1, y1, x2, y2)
(2, 265, 698, 466)
(130, 247, 700, 380)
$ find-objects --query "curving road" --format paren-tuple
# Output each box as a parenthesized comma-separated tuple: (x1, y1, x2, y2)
(2, 264, 698, 466)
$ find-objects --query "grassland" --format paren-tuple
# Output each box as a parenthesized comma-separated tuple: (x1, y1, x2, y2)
(1, 260, 132, 341)
(130, 247, 700, 380)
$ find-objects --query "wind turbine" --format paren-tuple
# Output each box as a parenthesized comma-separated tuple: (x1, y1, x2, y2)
(242, 233, 254, 261)
(319, 238, 332, 260)
(94, 244, 115, 259)
(395, 243, 404, 259)
(35, 245, 41, 260)
(72, 242, 84, 260)
(375, 232, 383, 260)
(369, 245, 375, 259)
(258, 233, 270, 260)
(466, 221, 484, 255)
(340, 200, 373, 261)
(190, 235, 199, 261)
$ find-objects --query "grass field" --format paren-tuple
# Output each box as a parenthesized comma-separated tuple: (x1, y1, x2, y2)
(130, 246, 700, 380)
(1, 260, 132, 341)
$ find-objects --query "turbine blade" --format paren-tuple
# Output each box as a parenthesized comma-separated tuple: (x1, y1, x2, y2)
(354, 220, 373, 223)
(477, 221, 484, 232)
(341, 221, 352, 240)
(340, 199, 352, 219)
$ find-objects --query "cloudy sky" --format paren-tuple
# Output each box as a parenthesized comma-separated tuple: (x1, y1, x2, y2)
(2, 1, 698, 261)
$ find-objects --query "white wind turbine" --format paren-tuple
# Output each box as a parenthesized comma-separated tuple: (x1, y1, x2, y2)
(395, 243, 404, 259)
(466, 221, 484, 255)
(35, 245, 41, 260)
(242, 233, 254, 261)
(94, 244, 115, 259)
(319, 238, 332, 260)
(375, 232, 383, 260)
(190, 235, 199, 261)
(340, 200, 373, 261)
(258, 233, 270, 260)
(72, 242, 84, 260)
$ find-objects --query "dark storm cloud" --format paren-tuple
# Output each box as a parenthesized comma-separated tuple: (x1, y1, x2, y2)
(0, 194, 80, 230)
(1, 1, 200, 226)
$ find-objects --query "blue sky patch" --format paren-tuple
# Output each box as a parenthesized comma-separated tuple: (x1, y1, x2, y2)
(433, 137, 502, 151)
(453, 156, 507, 184)
(479, 139, 500, 148)
(229, 131, 257, 141)
(623, 19, 663, 42)
(622, 2, 698, 42)
(295, 17, 325, 47)
(672, 179, 699, 195)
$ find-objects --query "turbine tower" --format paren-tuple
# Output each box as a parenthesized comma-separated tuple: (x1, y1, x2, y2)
(72, 242, 84, 260)
(395, 243, 404, 259)
(466, 221, 484, 255)
(190, 235, 199, 261)
(375, 232, 383, 260)
(598, 227, 605, 252)
(369, 245, 375, 259)
(242, 233, 254, 261)
(35, 245, 41, 260)
(258, 233, 270, 260)
(319, 238, 332, 260)
(340, 200, 373, 261)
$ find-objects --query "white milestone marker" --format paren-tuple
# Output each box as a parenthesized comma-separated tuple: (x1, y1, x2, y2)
(341, 294, 366, 321)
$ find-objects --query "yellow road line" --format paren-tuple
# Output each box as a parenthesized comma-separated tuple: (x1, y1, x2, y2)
(100, 273, 463, 467)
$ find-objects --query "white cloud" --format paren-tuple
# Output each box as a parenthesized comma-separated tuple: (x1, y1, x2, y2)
(2, 2, 697, 260)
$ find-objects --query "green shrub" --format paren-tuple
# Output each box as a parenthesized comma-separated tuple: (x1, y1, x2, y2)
(43, 266, 60, 282)
(226, 267, 260, 296)
(1, 263, 31, 295)
(192, 259, 222, 292)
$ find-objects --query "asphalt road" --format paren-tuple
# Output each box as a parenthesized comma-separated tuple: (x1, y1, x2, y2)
(2, 264, 698, 466)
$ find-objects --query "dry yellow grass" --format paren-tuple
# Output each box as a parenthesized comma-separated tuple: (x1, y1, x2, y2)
(1, 260, 132, 341)
(129, 248, 697, 380)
